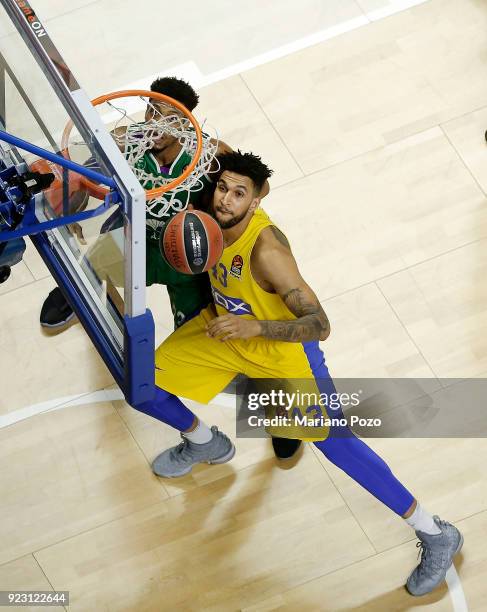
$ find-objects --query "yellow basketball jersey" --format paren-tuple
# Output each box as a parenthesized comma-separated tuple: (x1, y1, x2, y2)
(209, 208, 295, 323)
(155, 206, 330, 442)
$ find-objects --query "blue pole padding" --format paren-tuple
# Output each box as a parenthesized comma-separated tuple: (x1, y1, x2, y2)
(0, 129, 117, 188)
(124, 311, 155, 407)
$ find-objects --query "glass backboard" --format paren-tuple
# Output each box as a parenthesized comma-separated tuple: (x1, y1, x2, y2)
(0, 0, 154, 405)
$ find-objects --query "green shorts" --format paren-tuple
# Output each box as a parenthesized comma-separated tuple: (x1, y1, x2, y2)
(146, 240, 212, 328)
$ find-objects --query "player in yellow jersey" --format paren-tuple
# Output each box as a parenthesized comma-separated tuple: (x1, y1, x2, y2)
(136, 151, 463, 597)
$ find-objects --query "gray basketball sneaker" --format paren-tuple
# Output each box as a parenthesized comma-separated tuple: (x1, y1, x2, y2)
(152, 426, 236, 478)
(406, 516, 463, 596)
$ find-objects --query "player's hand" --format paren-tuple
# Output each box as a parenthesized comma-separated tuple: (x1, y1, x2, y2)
(206, 314, 261, 341)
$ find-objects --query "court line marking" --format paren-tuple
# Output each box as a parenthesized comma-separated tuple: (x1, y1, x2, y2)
(118, 16, 367, 94)
(113, 1, 430, 117)
(0, 389, 123, 429)
(0, 389, 235, 429)
(446, 564, 469, 612)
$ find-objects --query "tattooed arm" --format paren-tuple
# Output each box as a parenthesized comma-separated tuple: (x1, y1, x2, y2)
(258, 287, 330, 342)
(251, 226, 330, 342)
(206, 225, 330, 343)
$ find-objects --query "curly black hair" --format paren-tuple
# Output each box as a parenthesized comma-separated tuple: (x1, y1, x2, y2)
(150, 76, 199, 111)
(216, 150, 273, 193)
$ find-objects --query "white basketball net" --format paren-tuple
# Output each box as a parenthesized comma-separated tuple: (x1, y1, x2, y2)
(71, 95, 219, 214)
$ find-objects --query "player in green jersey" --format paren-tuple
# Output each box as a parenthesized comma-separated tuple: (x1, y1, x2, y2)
(40, 77, 232, 330)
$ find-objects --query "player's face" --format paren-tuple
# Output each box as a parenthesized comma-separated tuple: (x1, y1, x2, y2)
(211, 171, 259, 229)
(145, 100, 181, 151)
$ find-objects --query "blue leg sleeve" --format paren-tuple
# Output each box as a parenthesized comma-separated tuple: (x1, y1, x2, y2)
(135, 386, 196, 432)
(300, 342, 414, 516)
(314, 434, 415, 516)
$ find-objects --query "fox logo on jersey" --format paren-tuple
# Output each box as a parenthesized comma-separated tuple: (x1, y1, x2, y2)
(211, 286, 254, 315)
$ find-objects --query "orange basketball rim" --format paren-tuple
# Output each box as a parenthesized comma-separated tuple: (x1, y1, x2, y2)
(61, 90, 203, 201)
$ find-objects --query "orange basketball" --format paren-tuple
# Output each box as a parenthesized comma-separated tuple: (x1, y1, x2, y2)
(30, 157, 83, 216)
(159, 210, 224, 274)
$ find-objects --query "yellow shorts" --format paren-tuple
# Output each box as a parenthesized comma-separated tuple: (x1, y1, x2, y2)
(155, 305, 329, 441)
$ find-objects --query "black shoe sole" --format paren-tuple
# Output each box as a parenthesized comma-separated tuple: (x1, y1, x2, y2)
(40, 311, 78, 334)
(272, 437, 302, 460)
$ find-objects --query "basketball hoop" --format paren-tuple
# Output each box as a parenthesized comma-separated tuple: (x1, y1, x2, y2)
(61, 89, 218, 202)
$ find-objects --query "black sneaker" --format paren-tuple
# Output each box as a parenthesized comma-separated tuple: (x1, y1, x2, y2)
(40, 287, 77, 331)
(272, 437, 302, 460)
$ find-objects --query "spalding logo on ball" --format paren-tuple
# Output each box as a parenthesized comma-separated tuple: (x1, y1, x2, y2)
(159, 210, 224, 274)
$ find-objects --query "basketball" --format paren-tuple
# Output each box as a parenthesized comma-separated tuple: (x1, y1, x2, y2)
(159, 210, 224, 274)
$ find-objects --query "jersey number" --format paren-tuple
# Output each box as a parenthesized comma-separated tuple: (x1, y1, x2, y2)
(212, 263, 228, 288)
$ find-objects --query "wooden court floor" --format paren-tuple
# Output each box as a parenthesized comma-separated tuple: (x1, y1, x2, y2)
(1, 0, 487, 609)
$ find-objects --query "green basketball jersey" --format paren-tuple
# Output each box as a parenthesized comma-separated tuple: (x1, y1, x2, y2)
(133, 148, 211, 245)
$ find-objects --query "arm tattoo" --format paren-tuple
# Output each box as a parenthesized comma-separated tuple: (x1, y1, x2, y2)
(270, 226, 291, 249)
(259, 288, 330, 342)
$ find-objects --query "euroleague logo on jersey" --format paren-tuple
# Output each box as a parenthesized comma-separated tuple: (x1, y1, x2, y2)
(230, 255, 244, 279)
